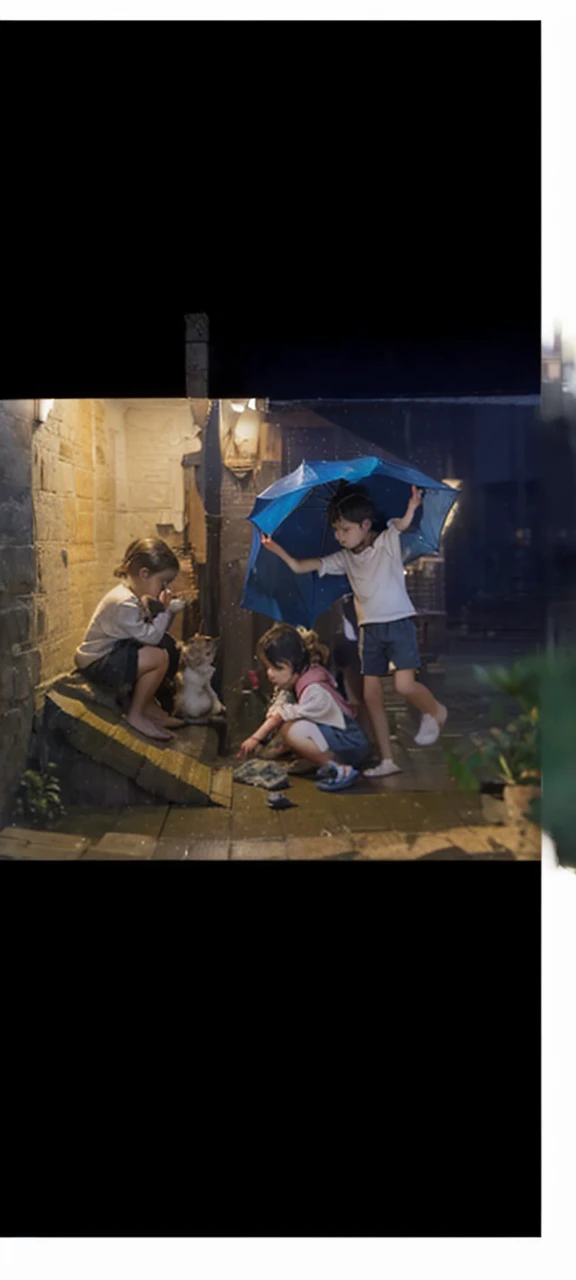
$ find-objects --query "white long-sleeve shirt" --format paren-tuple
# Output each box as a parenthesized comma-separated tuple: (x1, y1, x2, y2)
(75, 582, 175, 669)
(273, 683, 347, 731)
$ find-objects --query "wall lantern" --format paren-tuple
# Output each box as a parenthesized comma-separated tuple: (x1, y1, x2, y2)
(220, 399, 263, 478)
(33, 399, 55, 424)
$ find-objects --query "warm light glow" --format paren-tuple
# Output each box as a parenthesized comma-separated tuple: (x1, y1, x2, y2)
(229, 398, 257, 413)
(34, 399, 54, 423)
(234, 406, 261, 457)
(220, 398, 262, 476)
(441, 479, 462, 533)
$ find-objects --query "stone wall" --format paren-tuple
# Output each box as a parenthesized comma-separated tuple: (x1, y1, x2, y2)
(114, 401, 202, 553)
(1, 396, 208, 820)
(32, 398, 206, 688)
(0, 400, 38, 822)
(112, 400, 206, 643)
(32, 399, 124, 686)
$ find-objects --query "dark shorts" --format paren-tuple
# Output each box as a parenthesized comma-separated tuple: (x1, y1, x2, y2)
(358, 618, 421, 676)
(82, 634, 180, 695)
(320, 714, 371, 768)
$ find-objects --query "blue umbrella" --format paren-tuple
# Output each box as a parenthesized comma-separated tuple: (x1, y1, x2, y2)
(241, 456, 459, 627)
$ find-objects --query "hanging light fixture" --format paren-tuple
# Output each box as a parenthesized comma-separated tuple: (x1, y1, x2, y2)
(33, 399, 55, 423)
(220, 398, 262, 477)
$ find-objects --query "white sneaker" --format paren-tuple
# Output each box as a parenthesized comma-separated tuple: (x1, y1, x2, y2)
(363, 758, 402, 778)
(414, 705, 448, 746)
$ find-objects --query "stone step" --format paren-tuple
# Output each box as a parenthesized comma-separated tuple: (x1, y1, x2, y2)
(42, 687, 233, 808)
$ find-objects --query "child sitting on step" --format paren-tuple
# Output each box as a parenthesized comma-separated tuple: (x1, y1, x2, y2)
(74, 537, 186, 742)
(237, 622, 371, 791)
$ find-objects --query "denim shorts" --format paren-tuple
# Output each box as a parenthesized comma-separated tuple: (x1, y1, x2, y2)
(320, 714, 371, 768)
(358, 618, 421, 676)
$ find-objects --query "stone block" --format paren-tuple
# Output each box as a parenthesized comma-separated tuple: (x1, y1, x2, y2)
(493, 823, 541, 860)
(67, 543, 94, 565)
(230, 840, 287, 860)
(95, 509, 113, 543)
(76, 511, 94, 544)
(91, 832, 156, 858)
(354, 832, 421, 859)
(442, 825, 517, 855)
(0, 496, 33, 544)
(0, 429, 32, 488)
(181, 839, 229, 860)
(0, 837, 84, 860)
(80, 848, 136, 860)
(74, 402, 94, 451)
(73, 447, 93, 473)
(2, 827, 90, 854)
(161, 806, 230, 839)
(0, 544, 35, 595)
(114, 805, 169, 837)
(481, 794, 507, 824)
(1, 600, 33, 648)
(150, 837, 190, 860)
(56, 462, 74, 495)
(285, 834, 357, 860)
(128, 482, 171, 510)
(0, 652, 36, 704)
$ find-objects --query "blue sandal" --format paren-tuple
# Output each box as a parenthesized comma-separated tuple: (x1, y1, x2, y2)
(316, 764, 359, 792)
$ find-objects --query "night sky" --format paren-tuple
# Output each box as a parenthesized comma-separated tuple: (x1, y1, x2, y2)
(3, 22, 539, 403)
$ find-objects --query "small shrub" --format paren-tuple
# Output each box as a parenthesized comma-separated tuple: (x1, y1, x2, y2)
(14, 763, 67, 829)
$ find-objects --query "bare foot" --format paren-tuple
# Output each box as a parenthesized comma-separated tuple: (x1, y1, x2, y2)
(363, 758, 402, 778)
(147, 702, 186, 729)
(124, 713, 173, 742)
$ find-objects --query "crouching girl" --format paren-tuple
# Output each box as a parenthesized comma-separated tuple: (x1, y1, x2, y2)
(237, 623, 370, 791)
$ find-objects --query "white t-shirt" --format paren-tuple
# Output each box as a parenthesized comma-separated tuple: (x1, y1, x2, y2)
(75, 582, 174, 669)
(318, 521, 416, 627)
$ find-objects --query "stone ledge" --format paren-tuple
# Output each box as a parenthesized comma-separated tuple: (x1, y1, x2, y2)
(89, 832, 157, 859)
(0, 827, 89, 860)
(41, 686, 229, 807)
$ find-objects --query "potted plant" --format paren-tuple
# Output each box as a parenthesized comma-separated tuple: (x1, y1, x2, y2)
(445, 659, 541, 825)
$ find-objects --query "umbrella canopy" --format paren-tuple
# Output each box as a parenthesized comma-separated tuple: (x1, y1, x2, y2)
(241, 455, 458, 627)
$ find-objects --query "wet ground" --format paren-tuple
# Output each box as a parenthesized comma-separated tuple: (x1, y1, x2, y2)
(0, 636, 541, 859)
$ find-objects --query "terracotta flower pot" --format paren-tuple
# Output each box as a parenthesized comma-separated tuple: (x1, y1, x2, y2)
(503, 784, 540, 826)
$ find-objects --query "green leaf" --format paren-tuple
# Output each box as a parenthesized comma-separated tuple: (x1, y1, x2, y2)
(497, 754, 516, 783)
(445, 747, 481, 791)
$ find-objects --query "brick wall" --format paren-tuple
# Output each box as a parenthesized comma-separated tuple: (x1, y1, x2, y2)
(0, 400, 38, 822)
(32, 399, 205, 687)
(32, 399, 124, 686)
(114, 401, 201, 552)
(1, 396, 207, 818)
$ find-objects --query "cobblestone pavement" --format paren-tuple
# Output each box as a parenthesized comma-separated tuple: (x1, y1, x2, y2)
(0, 775, 540, 861)
(0, 639, 541, 860)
